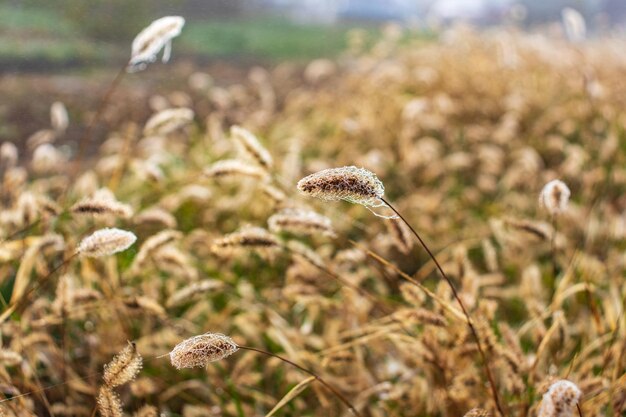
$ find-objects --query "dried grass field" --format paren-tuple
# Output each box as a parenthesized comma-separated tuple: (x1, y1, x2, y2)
(0, 20, 625, 417)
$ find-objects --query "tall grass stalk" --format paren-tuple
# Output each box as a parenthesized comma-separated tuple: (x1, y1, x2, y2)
(380, 197, 506, 417)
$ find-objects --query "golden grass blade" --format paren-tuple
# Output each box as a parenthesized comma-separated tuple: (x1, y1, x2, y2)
(265, 376, 315, 417)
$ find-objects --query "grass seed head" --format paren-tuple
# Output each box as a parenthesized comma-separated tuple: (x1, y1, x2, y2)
(71, 198, 133, 219)
(230, 125, 273, 170)
(0, 349, 22, 367)
(211, 226, 280, 255)
(169, 333, 239, 369)
(129, 16, 185, 71)
(134, 405, 159, 417)
(143, 108, 194, 136)
(76, 228, 137, 258)
(561, 8, 586, 43)
(540, 179, 570, 216)
(50, 101, 69, 132)
(268, 207, 335, 237)
(463, 408, 490, 417)
(130, 230, 182, 273)
(537, 379, 581, 417)
(203, 159, 268, 181)
(0, 142, 18, 169)
(297, 166, 389, 213)
(103, 342, 143, 388)
(97, 386, 123, 417)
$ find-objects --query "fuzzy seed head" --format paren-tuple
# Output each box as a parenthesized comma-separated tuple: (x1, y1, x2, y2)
(130, 230, 182, 273)
(129, 16, 185, 71)
(0, 142, 18, 169)
(32, 144, 64, 174)
(230, 125, 273, 170)
(540, 180, 570, 216)
(211, 226, 280, 255)
(297, 166, 387, 209)
(71, 198, 133, 219)
(50, 101, 69, 132)
(134, 207, 178, 228)
(76, 228, 137, 258)
(166, 279, 224, 308)
(134, 405, 158, 417)
(537, 379, 581, 417)
(144, 108, 194, 136)
(268, 207, 335, 237)
(0, 349, 22, 367)
(103, 342, 143, 388)
(562, 8, 586, 43)
(386, 218, 414, 254)
(463, 408, 490, 417)
(203, 159, 268, 181)
(97, 387, 123, 417)
(169, 333, 239, 369)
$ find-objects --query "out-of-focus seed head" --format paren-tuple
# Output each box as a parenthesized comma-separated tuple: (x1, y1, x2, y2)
(129, 16, 185, 72)
(0, 349, 23, 367)
(203, 159, 268, 181)
(129, 230, 182, 273)
(268, 207, 335, 237)
(76, 228, 137, 258)
(97, 387, 123, 417)
(297, 166, 394, 217)
(537, 379, 581, 417)
(0, 142, 18, 169)
(169, 333, 238, 369)
(134, 405, 159, 417)
(561, 8, 586, 43)
(230, 125, 273, 170)
(143, 108, 194, 136)
(463, 408, 490, 417)
(71, 198, 133, 219)
(539, 179, 570, 216)
(166, 279, 224, 308)
(32, 144, 65, 174)
(211, 226, 280, 256)
(50, 101, 69, 133)
(386, 218, 414, 254)
(134, 207, 178, 229)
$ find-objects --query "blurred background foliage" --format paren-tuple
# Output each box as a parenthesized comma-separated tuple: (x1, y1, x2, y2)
(1, 0, 625, 71)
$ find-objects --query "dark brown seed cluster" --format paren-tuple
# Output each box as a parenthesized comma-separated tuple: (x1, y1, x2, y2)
(211, 226, 279, 254)
(297, 166, 385, 207)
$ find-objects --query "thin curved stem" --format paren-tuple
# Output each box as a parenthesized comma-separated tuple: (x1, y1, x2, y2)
(381, 198, 506, 417)
(0, 218, 42, 244)
(282, 244, 395, 316)
(238, 345, 362, 417)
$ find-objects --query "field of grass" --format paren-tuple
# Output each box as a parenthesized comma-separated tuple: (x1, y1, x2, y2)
(0, 16, 625, 417)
